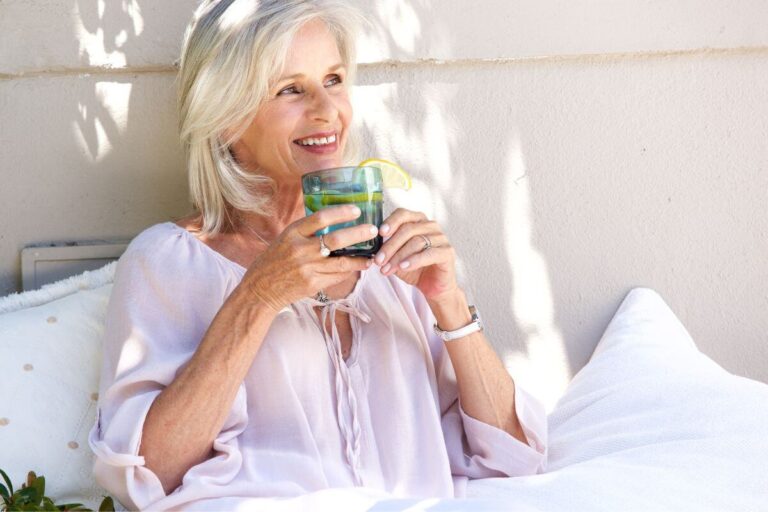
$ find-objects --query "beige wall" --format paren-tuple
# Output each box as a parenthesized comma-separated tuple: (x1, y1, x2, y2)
(2, 1, 766, 408)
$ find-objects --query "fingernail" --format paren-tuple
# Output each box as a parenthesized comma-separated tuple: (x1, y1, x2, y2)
(374, 252, 386, 264)
(369, 225, 378, 236)
(382, 263, 391, 273)
(399, 260, 410, 269)
(351, 206, 361, 216)
(380, 223, 390, 235)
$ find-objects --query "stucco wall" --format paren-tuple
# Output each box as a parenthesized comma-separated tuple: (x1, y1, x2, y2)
(2, 1, 766, 408)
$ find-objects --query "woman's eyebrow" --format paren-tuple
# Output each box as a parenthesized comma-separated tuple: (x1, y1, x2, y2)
(276, 63, 345, 82)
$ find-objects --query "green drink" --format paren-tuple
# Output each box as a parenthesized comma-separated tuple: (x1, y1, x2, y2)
(301, 166, 383, 257)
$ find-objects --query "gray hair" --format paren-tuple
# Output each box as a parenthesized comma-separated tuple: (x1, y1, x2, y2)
(177, 0, 364, 235)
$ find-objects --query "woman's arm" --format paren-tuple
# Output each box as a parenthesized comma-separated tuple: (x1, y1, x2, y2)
(138, 286, 276, 495)
(426, 289, 527, 443)
(372, 207, 529, 443)
(137, 206, 374, 494)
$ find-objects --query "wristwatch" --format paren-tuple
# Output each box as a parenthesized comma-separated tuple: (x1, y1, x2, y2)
(433, 305, 483, 341)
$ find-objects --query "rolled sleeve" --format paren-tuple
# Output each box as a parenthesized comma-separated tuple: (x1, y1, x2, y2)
(88, 390, 166, 510)
(457, 384, 547, 476)
(88, 383, 249, 511)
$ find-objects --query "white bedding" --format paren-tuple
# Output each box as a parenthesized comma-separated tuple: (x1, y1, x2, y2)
(2, 268, 767, 511)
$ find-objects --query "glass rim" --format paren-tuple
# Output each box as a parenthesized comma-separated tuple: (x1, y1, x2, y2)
(301, 165, 379, 180)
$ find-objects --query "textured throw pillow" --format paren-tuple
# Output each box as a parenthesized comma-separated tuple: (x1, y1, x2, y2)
(0, 263, 116, 510)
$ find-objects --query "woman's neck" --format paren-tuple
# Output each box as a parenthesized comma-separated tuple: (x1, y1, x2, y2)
(238, 181, 305, 239)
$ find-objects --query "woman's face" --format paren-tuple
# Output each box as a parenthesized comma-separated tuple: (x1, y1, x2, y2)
(231, 19, 352, 185)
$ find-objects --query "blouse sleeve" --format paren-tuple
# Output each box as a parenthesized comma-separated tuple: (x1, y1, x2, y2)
(87, 227, 249, 511)
(410, 287, 547, 479)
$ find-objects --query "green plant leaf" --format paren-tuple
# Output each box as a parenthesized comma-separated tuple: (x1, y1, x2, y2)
(0, 468, 14, 495)
(55, 504, 85, 511)
(20, 503, 42, 511)
(1, 481, 10, 501)
(41, 497, 58, 511)
(31, 476, 45, 506)
(15, 486, 38, 505)
(97, 496, 114, 512)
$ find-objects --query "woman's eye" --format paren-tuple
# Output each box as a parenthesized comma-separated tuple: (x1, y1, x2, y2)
(325, 75, 342, 87)
(277, 85, 300, 96)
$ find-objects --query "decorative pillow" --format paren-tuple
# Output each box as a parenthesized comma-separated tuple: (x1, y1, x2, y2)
(0, 263, 116, 510)
(466, 287, 768, 511)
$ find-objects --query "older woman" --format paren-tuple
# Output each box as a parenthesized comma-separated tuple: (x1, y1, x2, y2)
(88, 0, 546, 510)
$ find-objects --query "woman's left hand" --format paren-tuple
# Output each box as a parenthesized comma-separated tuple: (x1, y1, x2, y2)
(374, 208, 459, 302)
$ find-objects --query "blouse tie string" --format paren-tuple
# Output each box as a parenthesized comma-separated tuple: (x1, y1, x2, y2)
(307, 296, 371, 486)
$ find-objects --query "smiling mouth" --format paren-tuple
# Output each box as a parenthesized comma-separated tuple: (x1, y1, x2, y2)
(294, 133, 337, 147)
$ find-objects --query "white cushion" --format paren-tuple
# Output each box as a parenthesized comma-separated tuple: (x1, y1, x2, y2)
(466, 287, 768, 511)
(0, 263, 116, 510)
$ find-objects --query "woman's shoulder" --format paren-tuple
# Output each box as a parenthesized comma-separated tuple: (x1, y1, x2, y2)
(122, 221, 187, 259)
(118, 219, 242, 285)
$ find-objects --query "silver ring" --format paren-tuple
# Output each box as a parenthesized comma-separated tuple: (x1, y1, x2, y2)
(419, 234, 432, 252)
(319, 235, 331, 257)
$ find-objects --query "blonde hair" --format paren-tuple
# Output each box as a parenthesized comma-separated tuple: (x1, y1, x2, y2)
(177, 0, 364, 235)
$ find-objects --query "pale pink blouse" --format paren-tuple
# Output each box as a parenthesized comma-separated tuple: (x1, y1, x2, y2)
(88, 222, 547, 511)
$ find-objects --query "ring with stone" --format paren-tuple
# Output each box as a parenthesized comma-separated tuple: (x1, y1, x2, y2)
(319, 234, 331, 257)
(419, 234, 432, 252)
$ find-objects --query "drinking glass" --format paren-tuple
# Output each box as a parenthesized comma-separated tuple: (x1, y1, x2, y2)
(301, 166, 383, 257)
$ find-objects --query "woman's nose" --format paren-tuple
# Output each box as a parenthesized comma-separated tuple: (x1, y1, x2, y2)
(308, 87, 339, 123)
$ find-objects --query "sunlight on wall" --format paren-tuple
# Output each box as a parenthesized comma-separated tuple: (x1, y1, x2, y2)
(355, 83, 435, 216)
(354, 82, 472, 290)
(502, 138, 570, 412)
(73, 82, 132, 162)
(73, 0, 144, 67)
(375, 0, 421, 54)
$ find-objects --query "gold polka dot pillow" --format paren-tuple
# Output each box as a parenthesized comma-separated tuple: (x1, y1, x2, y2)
(0, 263, 115, 509)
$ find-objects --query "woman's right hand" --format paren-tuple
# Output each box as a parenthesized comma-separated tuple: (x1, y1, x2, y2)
(241, 205, 377, 312)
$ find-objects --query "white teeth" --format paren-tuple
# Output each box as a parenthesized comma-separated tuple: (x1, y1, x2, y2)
(297, 134, 336, 146)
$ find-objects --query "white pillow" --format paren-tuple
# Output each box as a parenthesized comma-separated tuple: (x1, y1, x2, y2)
(0, 263, 116, 510)
(467, 287, 768, 511)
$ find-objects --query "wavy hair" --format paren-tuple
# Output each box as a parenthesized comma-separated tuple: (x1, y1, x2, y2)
(177, 0, 364, 235)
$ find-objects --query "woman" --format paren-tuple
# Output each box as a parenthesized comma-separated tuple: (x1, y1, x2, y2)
(88, 1, 546, 510)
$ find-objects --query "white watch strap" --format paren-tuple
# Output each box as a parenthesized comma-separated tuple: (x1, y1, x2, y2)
(433, 305, 483, 341)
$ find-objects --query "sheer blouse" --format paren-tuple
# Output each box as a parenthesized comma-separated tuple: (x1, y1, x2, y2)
(88, 222, 547, 511)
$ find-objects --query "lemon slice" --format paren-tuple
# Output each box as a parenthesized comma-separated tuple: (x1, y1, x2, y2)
(357, 158, 412, 190)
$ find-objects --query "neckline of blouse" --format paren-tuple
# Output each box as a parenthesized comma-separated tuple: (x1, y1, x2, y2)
(164, 221, 369, 304)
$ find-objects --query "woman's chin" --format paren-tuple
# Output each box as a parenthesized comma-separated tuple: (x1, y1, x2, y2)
(299, 157, 344, 173)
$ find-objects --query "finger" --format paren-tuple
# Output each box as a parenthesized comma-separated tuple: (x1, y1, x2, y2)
(321, 224, 379, 252)
(392, 245, 454, 274)
(378, 208, 428, 238)
(317, 255, 373, 275)
(380, 232, 448, 273)
(375, 220, 443, 265)
(294, 204, 362, 238)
